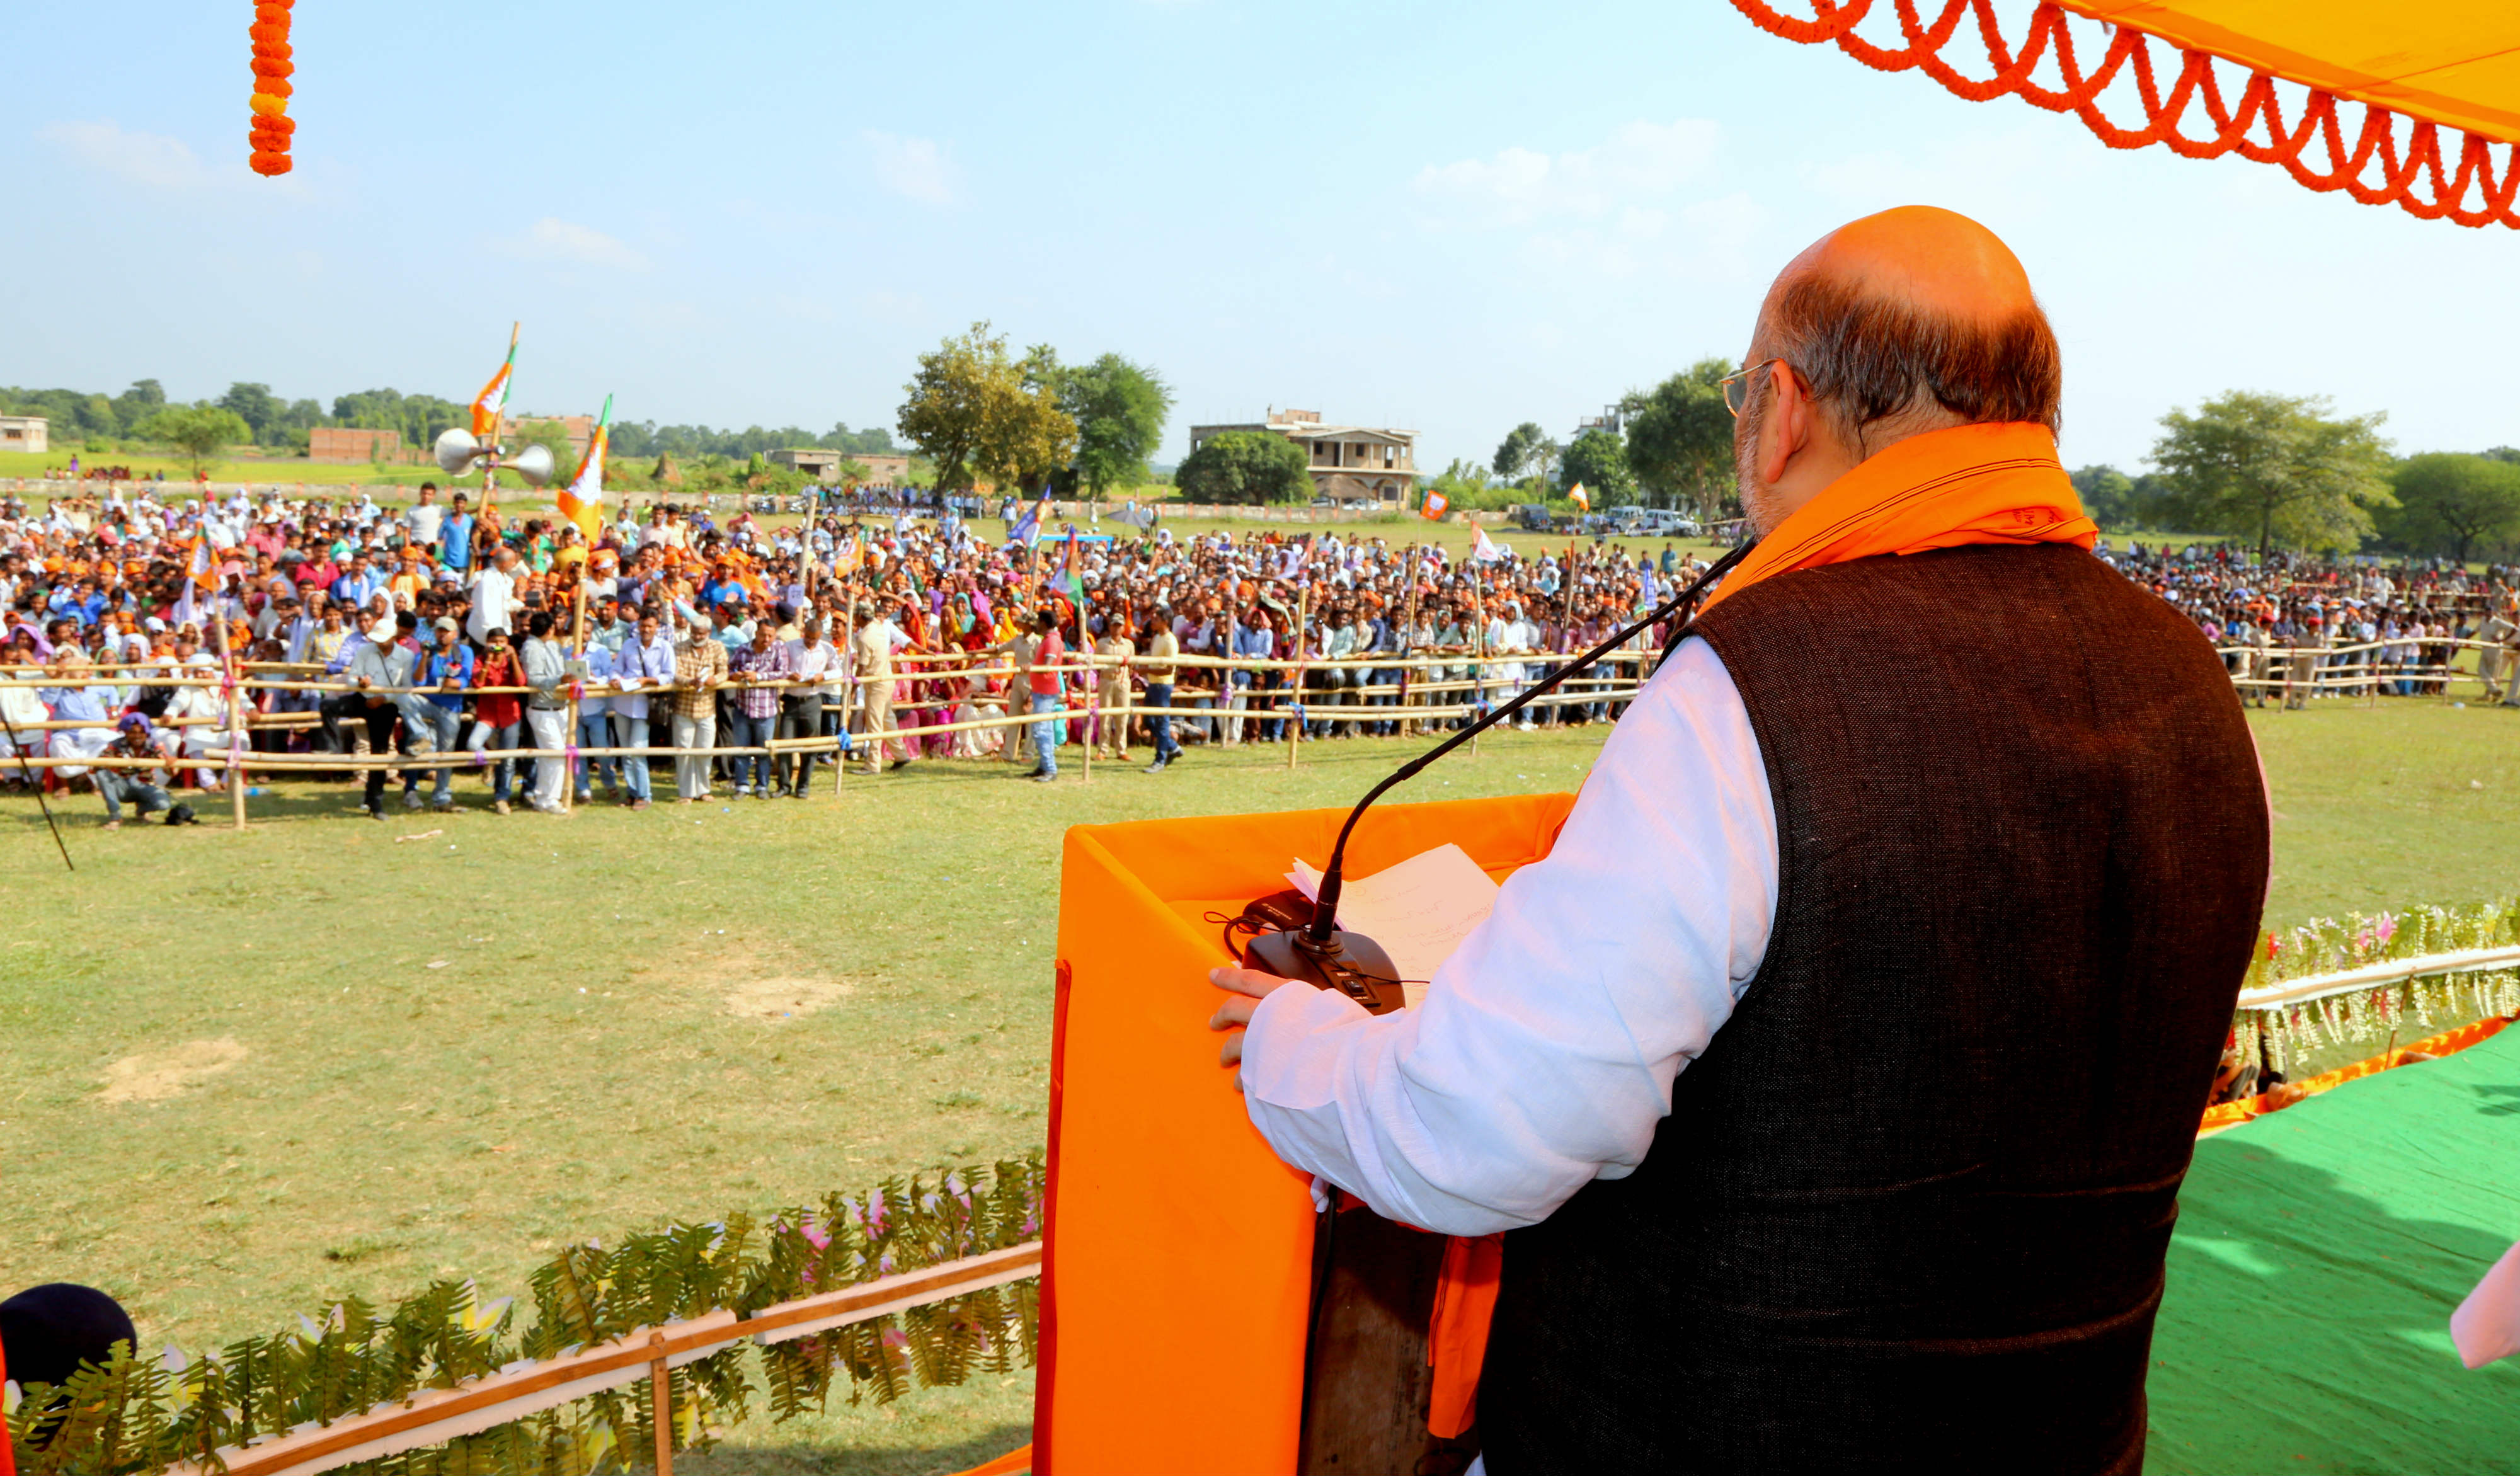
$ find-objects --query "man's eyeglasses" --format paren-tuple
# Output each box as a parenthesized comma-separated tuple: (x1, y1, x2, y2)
(1719, 359, 1787, 418)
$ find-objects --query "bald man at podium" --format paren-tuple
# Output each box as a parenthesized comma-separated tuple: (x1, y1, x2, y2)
(1211, 207, 2269, 1475)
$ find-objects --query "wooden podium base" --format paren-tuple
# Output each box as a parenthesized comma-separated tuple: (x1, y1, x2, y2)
(1298, 1201, 1480, 1476)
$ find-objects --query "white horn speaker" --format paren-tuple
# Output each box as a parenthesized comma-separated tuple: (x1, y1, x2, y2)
(508, 442, 557, 486)
(433, 427, 481, 476)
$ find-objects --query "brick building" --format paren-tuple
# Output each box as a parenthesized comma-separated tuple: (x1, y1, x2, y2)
(308, 426, 403, 464)
(500, 413, 597, 461)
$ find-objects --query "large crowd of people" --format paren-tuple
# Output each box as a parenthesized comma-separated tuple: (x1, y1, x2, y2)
(2097, 537, 2520, 704)
(0, 482, 2513, 827)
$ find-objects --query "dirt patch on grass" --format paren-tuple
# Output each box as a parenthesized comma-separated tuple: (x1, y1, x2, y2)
(724, 976, 856, 1021)
(100, 1038, 248, 1103)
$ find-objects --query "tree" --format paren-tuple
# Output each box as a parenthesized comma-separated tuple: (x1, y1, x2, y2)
(218, 382, 283, 444)
(1493, 422, 1545, 480)
(2382, 452, 2520, 566)
(896, 322, 1077, 493)
(112, 379, 166, 431)
(2147, 392, 2395, 559)
(1559, 426, 1637, 506)
(139, 406, 252, 477)
(2069, 464, 2139, 532)
(1176, 430, 1310, 505)
(1051, 353, 1172, 498)
(1624, 359, 1734, 517)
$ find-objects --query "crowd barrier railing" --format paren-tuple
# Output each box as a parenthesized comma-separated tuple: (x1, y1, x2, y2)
(3, 631, 2511, 824)
(146, 1242, 1043, 1476)
(0, 648, 1661, 821)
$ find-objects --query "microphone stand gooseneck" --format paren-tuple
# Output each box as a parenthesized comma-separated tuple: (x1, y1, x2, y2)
(1246, 537, 1757, 1009)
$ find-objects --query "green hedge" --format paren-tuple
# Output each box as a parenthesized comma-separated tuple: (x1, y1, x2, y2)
(9, 1157, 1043, 1476)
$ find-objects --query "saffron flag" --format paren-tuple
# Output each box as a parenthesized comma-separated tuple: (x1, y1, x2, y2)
(172, 533, 213, 627)
(471, 323, 518, 439)
(1567, 483, 1590, 511)
(558, 394, 610, 540)
(1421, 489, 1450, 522)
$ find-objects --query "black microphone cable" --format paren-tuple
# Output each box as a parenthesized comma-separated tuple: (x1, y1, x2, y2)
(1305, 536, 1756, 943)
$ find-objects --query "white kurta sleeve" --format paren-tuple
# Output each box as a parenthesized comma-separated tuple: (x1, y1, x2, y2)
(1236, 636, 1778, 1236)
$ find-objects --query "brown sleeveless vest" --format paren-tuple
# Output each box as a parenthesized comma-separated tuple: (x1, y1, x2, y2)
(1478, 544, 2268, 1474)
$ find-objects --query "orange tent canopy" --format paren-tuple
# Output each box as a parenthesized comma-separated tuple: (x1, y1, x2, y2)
(1733, 0, 2520, 227)
(2061, 1, 2520, 143)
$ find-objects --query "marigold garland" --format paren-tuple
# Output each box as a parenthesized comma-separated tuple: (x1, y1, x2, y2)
(1728, 0, 2520, 231)
(247, 0, 294, 177)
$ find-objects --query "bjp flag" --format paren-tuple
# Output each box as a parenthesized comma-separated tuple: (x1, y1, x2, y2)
(558, 395, 610, 540)
(1421, 489, 1450, 522)
(472, 323, 518, 440)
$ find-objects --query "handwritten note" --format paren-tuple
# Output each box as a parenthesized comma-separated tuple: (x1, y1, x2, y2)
(1288, 842, 1499, 1009)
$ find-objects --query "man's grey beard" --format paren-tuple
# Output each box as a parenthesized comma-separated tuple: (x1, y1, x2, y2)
(1734, 399, 1787, 537)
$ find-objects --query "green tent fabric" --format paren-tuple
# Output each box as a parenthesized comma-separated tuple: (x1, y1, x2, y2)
(2148, 1024, 2520, 1473)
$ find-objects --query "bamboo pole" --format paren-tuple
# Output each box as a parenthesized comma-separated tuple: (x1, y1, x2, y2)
(839, 583, 858, 794)
(212, 612, 247, 830)
(648, 1334, 673, 1476)
(564, 582, 588, 816)
(1470, 561, 1487, 758)
(1287, 584, 1307, 770)
(1399, 542, 1421, 738)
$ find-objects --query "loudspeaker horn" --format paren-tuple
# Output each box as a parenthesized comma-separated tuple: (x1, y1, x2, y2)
(433, 427, 481, 476)
(508, 442, 557, 486)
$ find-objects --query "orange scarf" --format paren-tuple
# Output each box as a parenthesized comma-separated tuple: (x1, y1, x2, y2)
(1701, 422, 2095, 611)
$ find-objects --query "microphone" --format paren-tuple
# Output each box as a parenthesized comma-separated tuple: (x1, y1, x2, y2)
(1244, 538, 1759, 1010)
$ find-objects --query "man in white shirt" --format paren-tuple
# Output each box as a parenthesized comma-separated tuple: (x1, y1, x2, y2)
(404, 483, 445, 552)
(466, 547, 522, 646)
(776, 617, 840, 796)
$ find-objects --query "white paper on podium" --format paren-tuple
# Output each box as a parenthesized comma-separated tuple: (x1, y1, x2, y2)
(1288, 842, 1500, 1009)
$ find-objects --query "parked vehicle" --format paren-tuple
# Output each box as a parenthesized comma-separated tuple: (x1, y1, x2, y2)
(1513, 503, 1558, 532)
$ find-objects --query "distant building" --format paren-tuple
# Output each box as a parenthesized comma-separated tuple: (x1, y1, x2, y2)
(499, 413, 598, 461)
(1184, 408, 1417, 504)
(768, 449, 912, 486)
(309, 426, 403, 464)
(0, 416, 49, 455)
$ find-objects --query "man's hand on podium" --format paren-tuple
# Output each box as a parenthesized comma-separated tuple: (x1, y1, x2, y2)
(1208, 966, 1295, 1090)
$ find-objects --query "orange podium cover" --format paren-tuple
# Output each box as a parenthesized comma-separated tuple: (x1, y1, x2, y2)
(1036, 793, 1575, 1475)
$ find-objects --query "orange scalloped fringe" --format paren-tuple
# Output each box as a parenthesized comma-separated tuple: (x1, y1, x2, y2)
(1729, 0, 2520, 230)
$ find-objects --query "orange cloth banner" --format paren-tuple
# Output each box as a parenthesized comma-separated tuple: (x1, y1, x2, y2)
(2199, 1013, 2512, 1131)
(1426, 1234, 1505, 1439)
(1702, 421, 2096, 612)
(1040, 794, 1575, 1474)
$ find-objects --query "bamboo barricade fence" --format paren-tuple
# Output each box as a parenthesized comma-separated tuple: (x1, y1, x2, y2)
(3, 638, 2510, 814)
(2235, 942, 2520, 1014)
(0, 650, 1661, 804)
(2211, 636, 2517, 705)
(160, 1242, 1043, 1476)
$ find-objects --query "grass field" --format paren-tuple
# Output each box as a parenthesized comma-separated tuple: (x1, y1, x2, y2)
(0, 702, 2512, 1472)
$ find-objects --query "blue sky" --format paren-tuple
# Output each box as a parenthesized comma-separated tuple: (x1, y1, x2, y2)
(5, 0, 2514, 472)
